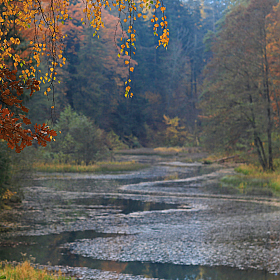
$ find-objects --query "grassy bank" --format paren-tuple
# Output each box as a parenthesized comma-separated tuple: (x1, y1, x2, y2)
(33, 161, 149, 173)
(0, 261, 72, 280)
(220, 163, 280, 196)
(116, 147, 201, 155)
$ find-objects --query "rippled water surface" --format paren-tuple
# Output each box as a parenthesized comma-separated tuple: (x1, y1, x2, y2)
(1, 159, 280, 279)
(1, 231, 280, 279)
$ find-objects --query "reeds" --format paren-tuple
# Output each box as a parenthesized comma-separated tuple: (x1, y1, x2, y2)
(33, 161, 149, 173)
(0, 261, 72, 280)
(224, 163, 280, 195)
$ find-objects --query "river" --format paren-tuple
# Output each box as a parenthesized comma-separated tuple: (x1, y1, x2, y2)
(1, 154, 280, 279)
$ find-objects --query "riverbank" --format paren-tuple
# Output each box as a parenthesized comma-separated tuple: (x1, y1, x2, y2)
(217, 163, 280, 197)
(33, 161, 149, 173)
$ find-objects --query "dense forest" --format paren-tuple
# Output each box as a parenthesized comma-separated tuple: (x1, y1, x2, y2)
(27, 0, 231, 148)
(2, 0, 280, 174)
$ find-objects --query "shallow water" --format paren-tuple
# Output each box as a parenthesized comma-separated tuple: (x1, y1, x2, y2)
(70, 197, 184, 214)
(1, 161, 280, 279)
(1, 230, 279, 279)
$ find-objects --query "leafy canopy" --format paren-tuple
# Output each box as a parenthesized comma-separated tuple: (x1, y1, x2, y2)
(0, 0, 169, 152)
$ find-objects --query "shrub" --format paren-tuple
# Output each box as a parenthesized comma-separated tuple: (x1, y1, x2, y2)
(47, 106, 107, 165)
(0, 261, 72, 279)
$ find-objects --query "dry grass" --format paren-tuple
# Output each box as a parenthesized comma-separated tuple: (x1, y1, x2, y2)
(0, 261, 72, 280)
(33, 161, 149, 173)
(153, 147, 188, 154)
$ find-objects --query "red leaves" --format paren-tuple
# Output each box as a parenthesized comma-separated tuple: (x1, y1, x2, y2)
(0, 68, 56, 152)
(33, 123, 57, 147)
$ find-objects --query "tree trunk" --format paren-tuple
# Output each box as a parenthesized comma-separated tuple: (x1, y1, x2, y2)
(263, 25, 274, 170)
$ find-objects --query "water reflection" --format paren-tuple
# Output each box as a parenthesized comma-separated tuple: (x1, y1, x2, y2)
(71, 197, 183, 214)
(35, 165, 217, 194)
(0, 230, 279, 279)
(0, 230, 117, 264)
(64, 254, 280, 279)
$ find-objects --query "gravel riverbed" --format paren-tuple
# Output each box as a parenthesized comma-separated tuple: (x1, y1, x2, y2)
(1, 158, 280, 279)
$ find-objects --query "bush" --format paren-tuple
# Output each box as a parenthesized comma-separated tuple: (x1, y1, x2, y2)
(47, 106, 107, 165)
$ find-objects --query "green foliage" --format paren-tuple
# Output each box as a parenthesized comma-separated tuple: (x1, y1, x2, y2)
(222, 162, 280, 196)
(106, 131, 129, 151)
(0, 142, 35, 206)
(220, 175, 274, 196)
(47, 106, 107, 165)
(234, 164, 262, 176)
(0, 142, 10, 200)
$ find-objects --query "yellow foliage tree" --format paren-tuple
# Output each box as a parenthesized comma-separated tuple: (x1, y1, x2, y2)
(163, 115, 188, 146)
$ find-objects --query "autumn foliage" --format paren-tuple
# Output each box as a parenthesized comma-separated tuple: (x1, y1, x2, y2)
(200, 0, 280, 170)
(0, 0, 169, 152)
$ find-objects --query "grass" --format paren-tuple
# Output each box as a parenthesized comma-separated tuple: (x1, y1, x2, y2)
(220, 175, 274, 196)
(33, 161, 149, 173)
(0, 261, 72, 280)
(219, 162, 280, 196)
(115, 147, 201, 155)
(153, 147, 190, 154)
(235, 164, 280, 192)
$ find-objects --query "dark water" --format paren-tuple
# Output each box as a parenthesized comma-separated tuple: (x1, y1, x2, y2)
(71, 197, 184, 214)
(35, 165, 218, 194)
(0, 230, 279, 279)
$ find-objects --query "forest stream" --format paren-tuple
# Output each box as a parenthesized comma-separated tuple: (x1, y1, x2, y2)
(1, 154, 280, 279)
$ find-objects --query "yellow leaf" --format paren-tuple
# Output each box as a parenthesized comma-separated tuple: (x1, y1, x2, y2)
(47, 88, 51, 92)
(138, 13, 142, 17)
(130, 67, 134, 72)
(125, 60, 129, 65)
